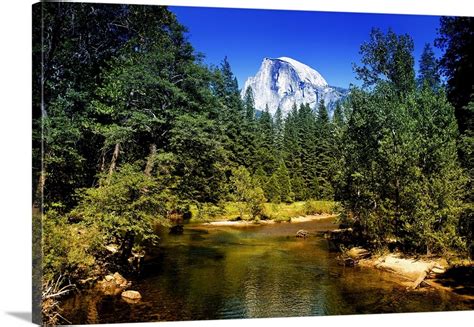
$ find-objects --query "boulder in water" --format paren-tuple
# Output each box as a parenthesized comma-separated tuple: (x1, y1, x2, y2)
(104, 275, 114, 282)
(296, 230, 310, 238)
(97, 272, 129, 296)
(121, 290, 142, 301)
(113, 272, 128, 287)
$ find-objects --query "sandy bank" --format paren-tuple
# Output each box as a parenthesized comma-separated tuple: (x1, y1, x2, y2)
(358, 253, 443, 285)
(203, 214, 337, 226)
(344, 249, 474, 300)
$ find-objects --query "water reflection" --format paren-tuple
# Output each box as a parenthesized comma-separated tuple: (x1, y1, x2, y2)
(61, 219, 473, 324)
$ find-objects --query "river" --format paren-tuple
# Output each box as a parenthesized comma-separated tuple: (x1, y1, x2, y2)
(61, 218, 473, 324)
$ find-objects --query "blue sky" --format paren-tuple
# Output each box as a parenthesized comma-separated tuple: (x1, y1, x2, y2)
(170, 6, 442, 89)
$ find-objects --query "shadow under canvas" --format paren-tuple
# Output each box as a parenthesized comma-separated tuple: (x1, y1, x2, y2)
(6, 311, 32, 323)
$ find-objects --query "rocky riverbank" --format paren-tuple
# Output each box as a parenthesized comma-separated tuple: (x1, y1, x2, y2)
(339, 246, 474, 300)
(96, 272, 143, 302)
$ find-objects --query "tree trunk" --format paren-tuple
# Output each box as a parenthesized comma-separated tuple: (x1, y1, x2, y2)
(120, 231, 135, 263)
(395, 176, 401, 222)
(33, 144, 47, 211)
(86, 297, 99, 324)
(108, 143, 120, 179)
(99, 148, 107, 173)
(144, 143, 157, 176)
(33, 171, 46, 211)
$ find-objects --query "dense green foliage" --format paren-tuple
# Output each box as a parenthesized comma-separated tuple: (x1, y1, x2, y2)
(339, 28, 468, 254)
(435, 17, 474, 134)
(73, 164, 177, 257)
(417, 43, 440, 90)
(230, 166, 266, 219)
(435, 17, 474, 255)
(34, 3, 473, 291)
(42, 208, 100, 282)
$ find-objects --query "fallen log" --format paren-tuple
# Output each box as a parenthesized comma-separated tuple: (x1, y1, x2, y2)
(346, 247, 371, 260)
(411, 271, 428, 289)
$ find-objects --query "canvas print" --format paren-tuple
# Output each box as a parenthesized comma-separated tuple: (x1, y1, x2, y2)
(32, 1, 474, 325)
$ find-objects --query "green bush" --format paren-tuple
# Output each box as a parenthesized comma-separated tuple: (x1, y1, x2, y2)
(261, 203, 279, 220)
(42, 208, 101, 282)
(230, 166, 267, 220)
(195, 202, 225, 221)
(73, 164, 174, 259)
(304, 200, 336, 215)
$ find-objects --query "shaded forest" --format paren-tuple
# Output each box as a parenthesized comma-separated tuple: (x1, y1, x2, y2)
(33, 3, 473, 316)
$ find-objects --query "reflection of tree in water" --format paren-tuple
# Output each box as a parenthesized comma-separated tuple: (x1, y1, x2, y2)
(59, 224, 474, 323)
(86, 296, 98, 324)
(233, 240, 335, 317)
(435, 266, 474, 297)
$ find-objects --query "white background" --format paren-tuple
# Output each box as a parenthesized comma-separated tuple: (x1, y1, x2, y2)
(0, 0, 473, 326)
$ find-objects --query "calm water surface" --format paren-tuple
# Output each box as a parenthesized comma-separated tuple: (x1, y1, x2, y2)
(62, 218, 473, 324)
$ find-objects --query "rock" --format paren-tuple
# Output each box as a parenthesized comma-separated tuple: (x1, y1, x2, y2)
(105, 244, 119, 254)
(375, 254, 436, 282)
(97, 279, 122, 296)
(104, 275, 114, 282)
(121, 290, 142, 300)
(113, 272, 128, 287)
(97, 272, 129, 296)
(296, 230, 310, 238)
(326, 228, 353, 237)
(242, 57, 348, 116)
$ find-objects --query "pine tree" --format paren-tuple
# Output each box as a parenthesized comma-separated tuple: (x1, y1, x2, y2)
(170, 114, 228, 203)
(457, 97, 474, 255)
(417, 43, 440, 90)
(329, 102, 347, 200)
(274, 161, 293, 203)
(265, 174, 282, 203)
(33, 3, 137, 207)
(314, 99, 334, 199)
(332, 103, 345, 128)
(214, 57, 248, 167)
(254, 105, 277, 174)
(243, 87, 256, 122)
(274, 106, 284, 154)
(216, 56, 241, 108)
(282, 104, 304, 200)
(297, 103, 318, 199)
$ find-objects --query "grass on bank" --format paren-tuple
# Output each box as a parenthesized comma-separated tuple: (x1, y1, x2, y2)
(189, 200, 339, 223)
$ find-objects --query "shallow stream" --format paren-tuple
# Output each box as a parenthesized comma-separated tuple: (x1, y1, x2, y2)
(61, 218, 472, 324)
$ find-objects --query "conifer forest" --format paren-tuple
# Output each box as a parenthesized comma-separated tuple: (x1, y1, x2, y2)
(32, 3, 474, 324)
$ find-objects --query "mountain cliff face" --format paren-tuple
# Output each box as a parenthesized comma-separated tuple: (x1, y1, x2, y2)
(242, 57, 347, 116)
